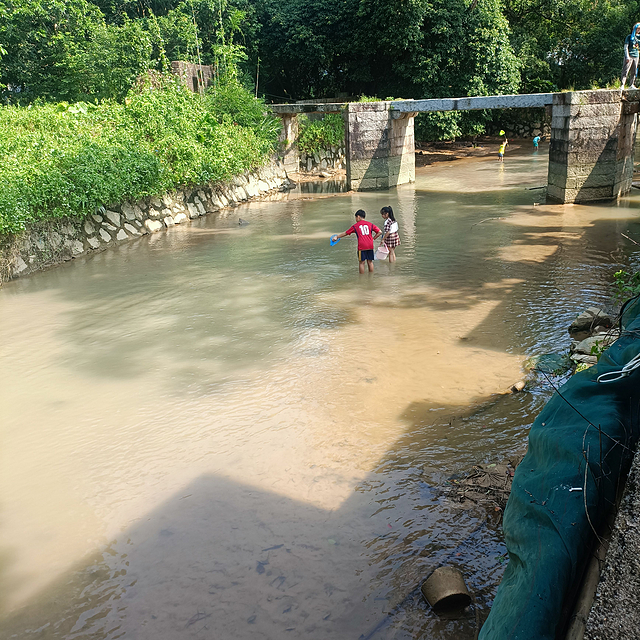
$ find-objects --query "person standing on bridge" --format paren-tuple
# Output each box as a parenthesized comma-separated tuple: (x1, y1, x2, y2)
(621, 23, 640, 93)
(331, 210, 381, 274)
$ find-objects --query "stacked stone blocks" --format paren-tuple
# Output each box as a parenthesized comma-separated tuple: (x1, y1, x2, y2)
(278, 114, 300, 174)
(345, 102, 417, 191)
(300, 145, 346, 173)
(547, 90, 638, 204)
(171, 61, 213, 93)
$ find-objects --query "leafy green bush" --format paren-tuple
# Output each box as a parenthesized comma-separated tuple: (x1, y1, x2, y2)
(415, 112, 464, 141)
(0, 79, 280, 234)
(297, 113, 344, 155)
(415, 110, 492, 142)
(613, 269, 640, 301)
(0, 0, 156, 104)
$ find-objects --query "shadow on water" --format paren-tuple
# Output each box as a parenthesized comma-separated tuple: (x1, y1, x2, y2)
(1, 407, 516, 640)
(295, 179, 349, 194)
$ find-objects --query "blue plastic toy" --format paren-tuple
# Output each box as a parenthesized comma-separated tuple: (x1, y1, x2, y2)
(330, 235, 340, 246)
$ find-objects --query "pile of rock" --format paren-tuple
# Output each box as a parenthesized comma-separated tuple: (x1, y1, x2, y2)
(2, 162, 292, 282)
(568, 307, 619, 367)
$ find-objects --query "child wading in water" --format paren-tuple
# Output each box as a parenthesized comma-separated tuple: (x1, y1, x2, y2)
(331, 210, 381, 273)
(498, 138, 508, 162)
(379, 206, 400, 262)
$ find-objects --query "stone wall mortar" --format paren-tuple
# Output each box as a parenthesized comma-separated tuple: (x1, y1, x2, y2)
(547, 90, 638, 203)
(486, 121, 551, 138)
(1, 160, 291, 283)
(345, 102, 415, 191)
(484, 104, 551, 139)
(553, 89, 624, 105)
(299, 144, 346, 173)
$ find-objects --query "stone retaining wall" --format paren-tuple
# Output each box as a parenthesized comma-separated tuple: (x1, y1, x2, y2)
(299, 145, 346, 172)
(584, 443, 640, 639)
(1, 161, 291, 282)
(487, 120, 551, 138)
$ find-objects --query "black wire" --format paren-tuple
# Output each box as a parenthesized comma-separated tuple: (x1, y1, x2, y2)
(533, 367, 631, 451)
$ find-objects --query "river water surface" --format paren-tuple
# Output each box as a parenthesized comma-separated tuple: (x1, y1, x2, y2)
(2, 147, 640, 640)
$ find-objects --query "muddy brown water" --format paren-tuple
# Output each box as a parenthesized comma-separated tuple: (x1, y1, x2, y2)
(2, 146, 640, 640)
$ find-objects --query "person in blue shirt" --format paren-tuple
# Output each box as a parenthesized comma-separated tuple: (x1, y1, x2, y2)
(621, 23, 640, 93)
(532, 136, 541, 148)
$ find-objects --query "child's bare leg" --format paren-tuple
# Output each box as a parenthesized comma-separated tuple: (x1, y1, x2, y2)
(389, 247, 396, 263)
(367, 260, 374, 272)
(359, 261, 366, 274)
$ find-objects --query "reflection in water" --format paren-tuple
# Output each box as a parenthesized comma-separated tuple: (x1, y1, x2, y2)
(295, 178, 349, 194)
(2, 148, 640, 639)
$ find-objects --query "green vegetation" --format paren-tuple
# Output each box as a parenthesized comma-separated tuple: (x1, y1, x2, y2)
(2, 0, 640, 235)
(253, 0, 640, 139)
(0, 0, 280, 236)
(0, 0, 254, 103)
(0, 80, 279, 234)
(590, 340, 607, 361)
(297, 114, 344, 154)
(613, 269, 640, 301)
(255, 0, 520, 106)
(4, 0, 636, 110)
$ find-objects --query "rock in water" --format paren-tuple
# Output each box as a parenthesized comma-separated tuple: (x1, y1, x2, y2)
(238, 218, 249, 226)
(524, 352, 573, 375)
(571, 333, 619, 356)
(568, 307, 613, 340)
(510, 380, 526, 393)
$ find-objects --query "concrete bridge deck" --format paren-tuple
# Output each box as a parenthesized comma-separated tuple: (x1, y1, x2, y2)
(270, 90, 639, 203)
(270, 92, 555, 116)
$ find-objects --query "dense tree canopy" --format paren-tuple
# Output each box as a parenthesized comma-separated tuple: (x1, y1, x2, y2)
(0, 0, 254, 101)
(505, 0, 640, 92)
(254, 0, 520, 101)
(1, 0, 639, 116)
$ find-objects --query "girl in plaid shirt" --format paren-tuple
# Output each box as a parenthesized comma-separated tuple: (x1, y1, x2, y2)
(379, 206, 400, 262)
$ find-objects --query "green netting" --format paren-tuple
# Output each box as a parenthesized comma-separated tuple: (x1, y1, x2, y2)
(480, 297, 640, 640)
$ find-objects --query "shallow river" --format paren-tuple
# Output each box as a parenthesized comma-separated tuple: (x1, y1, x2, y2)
(2, 147, 640, 640)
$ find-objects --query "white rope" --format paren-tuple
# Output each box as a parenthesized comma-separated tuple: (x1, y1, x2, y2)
(597, 352, 640, 383)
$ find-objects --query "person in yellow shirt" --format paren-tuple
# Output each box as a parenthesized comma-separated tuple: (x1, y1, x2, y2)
(498, 138, 508, 162)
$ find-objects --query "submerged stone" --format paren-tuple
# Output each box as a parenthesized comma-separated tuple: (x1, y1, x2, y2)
(525, 352, 573, 375)
(568, 307, 614, 339)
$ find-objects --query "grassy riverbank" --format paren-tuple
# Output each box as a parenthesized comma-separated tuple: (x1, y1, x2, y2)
(0, 80, 280, 235)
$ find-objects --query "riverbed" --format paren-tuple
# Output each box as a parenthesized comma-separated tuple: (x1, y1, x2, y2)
(2, 146, 640, 640)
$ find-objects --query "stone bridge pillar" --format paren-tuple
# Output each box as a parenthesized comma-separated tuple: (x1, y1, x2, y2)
(547, 90, 638, 203)
(278, 113, 300, 174)
(345, 103, 417, 191)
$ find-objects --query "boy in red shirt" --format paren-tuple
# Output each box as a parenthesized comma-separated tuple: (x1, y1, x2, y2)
(331, 209, 382, 273)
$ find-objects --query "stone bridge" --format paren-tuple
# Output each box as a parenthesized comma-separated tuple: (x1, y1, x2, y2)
(270, 90, 640, 204)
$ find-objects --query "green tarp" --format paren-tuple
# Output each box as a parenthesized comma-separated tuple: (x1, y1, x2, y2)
(480, 297, 640, 639)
